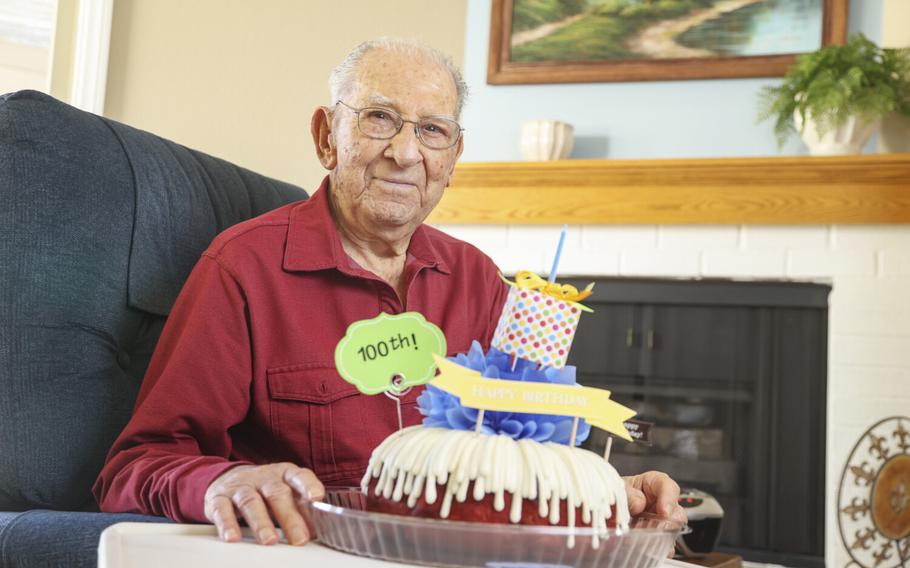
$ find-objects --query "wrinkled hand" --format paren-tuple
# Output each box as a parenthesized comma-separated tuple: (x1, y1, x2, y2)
(204, 463, 325, 546)
(623, 471, 688, 526)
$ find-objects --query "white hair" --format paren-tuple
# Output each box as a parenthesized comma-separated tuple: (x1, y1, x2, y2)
(329, 37, 468, 119)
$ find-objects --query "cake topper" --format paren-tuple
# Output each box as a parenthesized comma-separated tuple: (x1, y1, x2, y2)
(418, 341, 590, 445)
(429, 353, 636, 443)
(335, 312, 447, 395)
(490, 279, 589, 370)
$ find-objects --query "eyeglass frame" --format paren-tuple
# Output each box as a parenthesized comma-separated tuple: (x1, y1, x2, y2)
(334, 100, 464, 150)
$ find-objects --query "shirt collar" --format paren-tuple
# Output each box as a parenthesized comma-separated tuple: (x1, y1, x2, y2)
(283, 176, 450, 275)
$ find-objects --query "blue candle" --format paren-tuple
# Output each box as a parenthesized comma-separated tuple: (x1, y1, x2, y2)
(548, 224, 568, 283)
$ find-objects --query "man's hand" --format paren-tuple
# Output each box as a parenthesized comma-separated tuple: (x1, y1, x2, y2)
(623, 471, 688, 526)
(204, 463, 325, 546)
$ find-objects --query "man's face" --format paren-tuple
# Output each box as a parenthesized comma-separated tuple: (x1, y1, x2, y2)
(316, 48, 464, 234)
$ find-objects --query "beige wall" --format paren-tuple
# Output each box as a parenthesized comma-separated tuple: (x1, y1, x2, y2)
(49, 0, 79, 102)
(104, 0, 468, 189)
(879, 0, 910, 152)
(882, 0, 910, 48)
(0, 39, 49, 94)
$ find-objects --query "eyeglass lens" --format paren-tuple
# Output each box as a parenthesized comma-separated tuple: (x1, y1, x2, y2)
(357, 107, 460, 149)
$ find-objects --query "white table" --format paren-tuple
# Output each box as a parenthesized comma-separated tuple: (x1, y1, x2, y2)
(98, 523, 412, 568)
(98, 522, 700, 568)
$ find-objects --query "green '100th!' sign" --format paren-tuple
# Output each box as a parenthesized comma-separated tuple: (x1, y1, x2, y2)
(334, 312, 447, 395)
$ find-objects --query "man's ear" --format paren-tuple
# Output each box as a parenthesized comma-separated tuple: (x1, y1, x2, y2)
(311, 106, 337, 170)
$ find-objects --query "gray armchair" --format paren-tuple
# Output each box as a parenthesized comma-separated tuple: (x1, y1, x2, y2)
(0, 90, 307, 567)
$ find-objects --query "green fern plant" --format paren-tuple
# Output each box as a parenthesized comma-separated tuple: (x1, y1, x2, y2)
(758, 34, 910, 146)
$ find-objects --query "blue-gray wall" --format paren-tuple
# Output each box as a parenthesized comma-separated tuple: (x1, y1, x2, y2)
(460, 0, 883, 161)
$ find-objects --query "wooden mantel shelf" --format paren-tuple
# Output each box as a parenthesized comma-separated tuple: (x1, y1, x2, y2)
(428, 154, 910, 224)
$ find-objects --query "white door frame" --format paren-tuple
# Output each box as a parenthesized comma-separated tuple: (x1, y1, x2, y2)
(70, 0, 113, 114)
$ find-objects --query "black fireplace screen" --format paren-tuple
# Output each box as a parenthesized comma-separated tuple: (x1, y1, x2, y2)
(562, 277, 829, 568)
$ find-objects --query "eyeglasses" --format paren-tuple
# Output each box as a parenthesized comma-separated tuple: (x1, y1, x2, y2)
(335, 100, 463, 150)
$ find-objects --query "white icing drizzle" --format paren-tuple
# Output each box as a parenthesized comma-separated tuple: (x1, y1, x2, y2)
(361, 426, 630, 548)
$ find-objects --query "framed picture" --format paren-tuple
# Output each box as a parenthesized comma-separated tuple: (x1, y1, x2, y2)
(488, 0, 848, 84)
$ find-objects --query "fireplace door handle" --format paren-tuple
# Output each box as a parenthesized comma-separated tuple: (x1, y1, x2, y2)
(626, 328, 635, 348)
(646, 330, 655, 350)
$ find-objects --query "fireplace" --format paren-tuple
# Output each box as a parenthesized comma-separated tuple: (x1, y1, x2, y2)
(435, 218, 910, 567)
(562, 277, 829, 568)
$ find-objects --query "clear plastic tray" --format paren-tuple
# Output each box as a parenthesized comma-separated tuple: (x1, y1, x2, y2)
(302, 489, 684, 568)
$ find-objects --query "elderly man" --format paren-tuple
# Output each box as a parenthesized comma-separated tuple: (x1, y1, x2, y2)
(95, 38, 685, 547)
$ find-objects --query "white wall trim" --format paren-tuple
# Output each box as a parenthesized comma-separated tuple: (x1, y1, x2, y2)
(70, 0, 113, 114)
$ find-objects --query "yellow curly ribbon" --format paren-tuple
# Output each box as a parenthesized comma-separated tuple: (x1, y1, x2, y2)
(501, 270, 595, 310)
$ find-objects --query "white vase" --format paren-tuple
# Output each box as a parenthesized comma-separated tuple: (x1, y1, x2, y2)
(793, 110, 881, 156)
(520, 120, 574, 161)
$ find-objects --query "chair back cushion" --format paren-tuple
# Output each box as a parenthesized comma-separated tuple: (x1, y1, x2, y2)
(0, 90, 307, 510)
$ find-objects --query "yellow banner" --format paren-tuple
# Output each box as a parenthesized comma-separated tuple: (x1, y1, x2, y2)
(431, 355, 636, 441)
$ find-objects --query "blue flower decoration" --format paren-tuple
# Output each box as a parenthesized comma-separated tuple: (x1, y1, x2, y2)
(417, 341, 591, 446)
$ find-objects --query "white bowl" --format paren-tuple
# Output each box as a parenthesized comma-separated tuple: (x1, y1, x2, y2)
(520, 120, 575, 160)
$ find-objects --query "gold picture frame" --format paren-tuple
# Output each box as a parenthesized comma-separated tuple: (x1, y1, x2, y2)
(488, 0, 848, 85)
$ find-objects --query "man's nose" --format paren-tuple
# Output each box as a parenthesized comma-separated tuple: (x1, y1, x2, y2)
(385, 124, 423, 167)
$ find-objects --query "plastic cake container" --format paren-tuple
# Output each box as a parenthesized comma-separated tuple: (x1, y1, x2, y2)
(302, 488, 684, 568)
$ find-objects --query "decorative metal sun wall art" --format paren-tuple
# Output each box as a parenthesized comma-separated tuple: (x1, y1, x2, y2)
(838, 417, 910, 568)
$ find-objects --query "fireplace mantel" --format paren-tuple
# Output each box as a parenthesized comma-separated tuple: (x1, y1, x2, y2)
(428, 154, 910, 225)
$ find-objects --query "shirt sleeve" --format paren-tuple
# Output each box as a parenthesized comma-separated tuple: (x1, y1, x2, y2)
(93, 253, 254, 522)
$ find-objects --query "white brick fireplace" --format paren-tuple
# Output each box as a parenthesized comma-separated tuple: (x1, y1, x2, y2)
(434, 222, 910, 567)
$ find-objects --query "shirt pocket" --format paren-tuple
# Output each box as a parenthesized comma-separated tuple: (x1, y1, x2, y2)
(265, 364, 422, 485)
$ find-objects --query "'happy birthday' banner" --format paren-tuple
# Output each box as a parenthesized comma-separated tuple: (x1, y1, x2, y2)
(431, 355, 636, 441)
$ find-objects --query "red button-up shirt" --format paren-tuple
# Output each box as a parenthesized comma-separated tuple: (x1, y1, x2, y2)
(94, 178, 509, 522)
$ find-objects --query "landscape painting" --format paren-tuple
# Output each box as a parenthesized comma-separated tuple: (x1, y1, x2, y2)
(488, 0, 847, 84)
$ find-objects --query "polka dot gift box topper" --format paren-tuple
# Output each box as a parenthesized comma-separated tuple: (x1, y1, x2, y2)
(491, 271, 593, 369)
